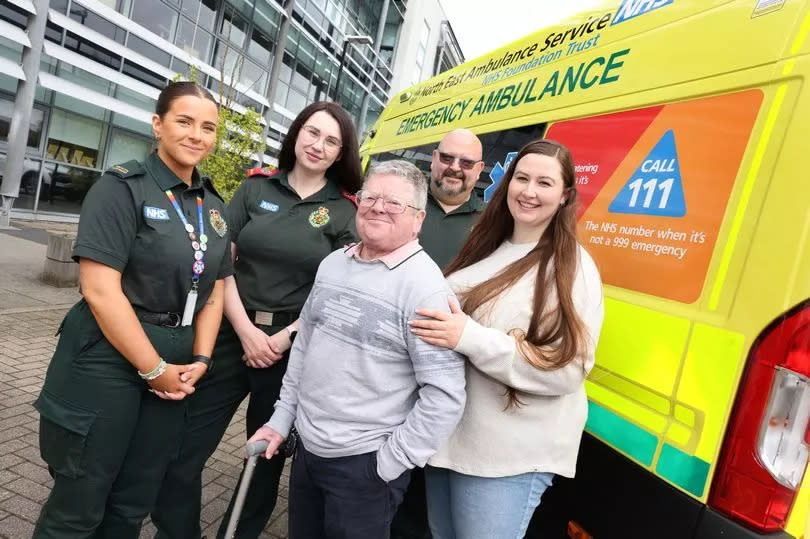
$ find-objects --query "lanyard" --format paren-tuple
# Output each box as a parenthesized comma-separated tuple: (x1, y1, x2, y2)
(165, 190, 207, 285)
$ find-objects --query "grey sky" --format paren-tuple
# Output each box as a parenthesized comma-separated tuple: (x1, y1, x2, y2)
(440, 0, 608, 60)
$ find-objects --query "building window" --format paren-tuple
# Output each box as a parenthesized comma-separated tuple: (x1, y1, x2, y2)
(49, 0, 69, 13)
(68, 7, 127, 44)
(47, 108, 106, 169)
(220, 8, 248, 50)
(1, 155, 44, 212)
(241, 58, 267, 93)
(45, 20, 64, 43)
(55, 62, 111, 96)
(176, 17, 213, 60)
(105, 129, 151, 168)
(127, 34, 172, 68)
(181, 0, 217, 31)
(122, 59, 167, 89)
(38, 161, 103, 214)
(0, 97, 44, 149)
(253, 1, 281, 38)
(131, 0, 178, 43)
(64, 31, 123, 70)
(54, 65, 110, 121)
(286, 89, 307, 116)
(96, 0, 132, 14)
(113, 87, 155, 137)
(0, 3, 27, 29)
(247, 28, 274, 66)
(412, 20, 430, 86)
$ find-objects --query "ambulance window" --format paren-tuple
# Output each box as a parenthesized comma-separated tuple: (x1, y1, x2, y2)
(369, 121, 547, 197)
(478, 122, 547, 193)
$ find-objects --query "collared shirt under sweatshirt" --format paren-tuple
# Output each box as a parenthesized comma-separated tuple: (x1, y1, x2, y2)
(266, 240, 467, 482)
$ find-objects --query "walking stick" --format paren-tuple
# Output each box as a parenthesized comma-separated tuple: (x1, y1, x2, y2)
(223, 440, 269, 539)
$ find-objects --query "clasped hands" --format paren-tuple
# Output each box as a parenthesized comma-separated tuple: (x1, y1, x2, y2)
(238, 324, 292, 368)
(148, 360, 208, 400)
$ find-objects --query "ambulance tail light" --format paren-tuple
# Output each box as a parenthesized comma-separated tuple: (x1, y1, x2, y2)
(709, 303, 810, 533)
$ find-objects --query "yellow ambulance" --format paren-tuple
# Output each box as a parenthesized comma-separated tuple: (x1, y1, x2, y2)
(361, 1, 810, 537)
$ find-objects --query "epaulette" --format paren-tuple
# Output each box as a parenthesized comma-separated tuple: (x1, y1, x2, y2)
(246, 167, 279, 178)
(106, 160, 145, 179)
(341, 192, 358, 208)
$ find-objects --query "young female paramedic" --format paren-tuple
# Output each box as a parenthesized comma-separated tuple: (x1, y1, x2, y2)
(410, 139, 605, 539)
(147, 101, 363, 539)
(33, 81, 233, 538)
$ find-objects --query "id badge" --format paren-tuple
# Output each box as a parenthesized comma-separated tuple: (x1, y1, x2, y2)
(182, 289, 198, 326)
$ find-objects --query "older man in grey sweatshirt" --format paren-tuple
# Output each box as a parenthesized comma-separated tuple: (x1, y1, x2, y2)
(247, 160, 466, 539)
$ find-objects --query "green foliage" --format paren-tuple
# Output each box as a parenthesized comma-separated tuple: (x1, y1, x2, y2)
(177, 65, 264, 202)
(200, 106, 263, 202)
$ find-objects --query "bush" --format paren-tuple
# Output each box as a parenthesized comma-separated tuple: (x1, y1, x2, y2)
(178, 62, 265, 202)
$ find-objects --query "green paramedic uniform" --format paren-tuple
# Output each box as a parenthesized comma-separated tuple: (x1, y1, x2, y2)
(33, 152, 233, 539)
(148, 167, 358, 539)
(418, 191, 484, 270)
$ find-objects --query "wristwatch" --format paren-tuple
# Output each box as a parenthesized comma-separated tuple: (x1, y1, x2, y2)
(285, 326, 298, 342)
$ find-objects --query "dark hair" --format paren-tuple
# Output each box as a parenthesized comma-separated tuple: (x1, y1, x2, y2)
(445, 139, 585, 409)
(156, 81, 217, 118)
(277, 101, 363, 193)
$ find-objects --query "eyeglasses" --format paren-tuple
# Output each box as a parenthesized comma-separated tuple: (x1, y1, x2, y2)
(356, 190, 423, 214)
(300, 125, 342, 153)
(436, 151, 481, 170)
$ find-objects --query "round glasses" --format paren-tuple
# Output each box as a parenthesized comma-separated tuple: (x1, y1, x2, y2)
(356, 190, 422, 214)
(300, 125, 342, 153)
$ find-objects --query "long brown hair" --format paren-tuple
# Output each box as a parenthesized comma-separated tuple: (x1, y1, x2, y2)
(277, 101, 363, 193)
(445, 139, 586, 408)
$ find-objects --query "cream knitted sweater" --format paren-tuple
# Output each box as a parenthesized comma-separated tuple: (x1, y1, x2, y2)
(428, 240, 604, 478)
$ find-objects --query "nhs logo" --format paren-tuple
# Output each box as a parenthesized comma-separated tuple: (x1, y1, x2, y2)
(144, 206, 170, 221)
(612, 0, 673, 25)
(259, 200, 279, 212)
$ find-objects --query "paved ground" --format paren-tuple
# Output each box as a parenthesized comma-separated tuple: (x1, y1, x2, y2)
(0, 220, 289, 538)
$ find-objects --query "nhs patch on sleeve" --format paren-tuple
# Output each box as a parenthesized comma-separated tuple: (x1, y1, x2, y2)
(259, 200, 280, 212)
(143, 206, 170, 220)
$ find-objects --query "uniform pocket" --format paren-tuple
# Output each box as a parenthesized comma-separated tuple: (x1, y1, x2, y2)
(61, 299, 107, 357)
(35, 390, 97, 479)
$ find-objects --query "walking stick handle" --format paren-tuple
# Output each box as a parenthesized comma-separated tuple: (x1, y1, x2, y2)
(246, 440, 269, 457)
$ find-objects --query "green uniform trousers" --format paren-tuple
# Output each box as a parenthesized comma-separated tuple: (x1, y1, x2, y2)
(149, 320, 250, 539)
(216, 323, 290, 539)
(33, 300, 195, 539)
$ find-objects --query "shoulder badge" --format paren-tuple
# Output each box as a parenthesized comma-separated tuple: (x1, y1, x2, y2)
(341, 191, 358, 208)
(106, 160, 145, 179)
(247, 167, 279, 178)
(308, 206, 330, 228)
(209, 208, 228, 237)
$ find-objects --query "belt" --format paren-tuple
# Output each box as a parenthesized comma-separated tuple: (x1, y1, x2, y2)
(245, 310, 300, 327)
(134, 308, 183, 328)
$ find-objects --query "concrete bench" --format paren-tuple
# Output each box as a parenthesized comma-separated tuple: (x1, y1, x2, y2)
(41, 232, 78, 287)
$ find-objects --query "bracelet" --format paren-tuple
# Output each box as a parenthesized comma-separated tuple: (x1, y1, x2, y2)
(138, 359, 166, 381)
(192, 355, 212, 367)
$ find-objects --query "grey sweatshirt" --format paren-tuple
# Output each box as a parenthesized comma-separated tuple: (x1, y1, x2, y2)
(265, 241, 467, 481)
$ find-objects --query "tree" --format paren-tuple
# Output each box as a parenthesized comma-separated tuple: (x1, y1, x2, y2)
(177, 45, 265, 202)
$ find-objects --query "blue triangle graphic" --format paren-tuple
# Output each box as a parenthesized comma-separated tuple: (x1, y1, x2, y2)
(485, 151, 518, 202)
(608, 130, 686, 217)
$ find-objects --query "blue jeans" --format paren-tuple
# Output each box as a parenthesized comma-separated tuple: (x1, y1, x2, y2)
(425, 466, 554, 539)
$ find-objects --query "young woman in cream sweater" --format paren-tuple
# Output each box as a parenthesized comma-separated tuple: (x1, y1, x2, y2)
(410, 139, 604, 539)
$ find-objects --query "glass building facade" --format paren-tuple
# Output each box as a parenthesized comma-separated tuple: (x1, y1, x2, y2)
(0, 0, 411, 218)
